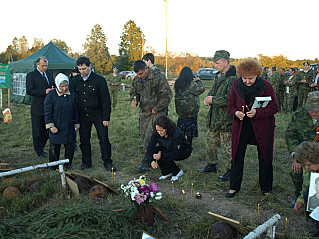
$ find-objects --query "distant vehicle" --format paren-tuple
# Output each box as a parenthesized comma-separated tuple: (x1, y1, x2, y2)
(193, 68, 218, 80)
(126, 71, 136, 80)
(119, 71, 131, 79)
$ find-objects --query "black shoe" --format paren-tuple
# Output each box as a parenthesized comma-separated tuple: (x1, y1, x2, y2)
(80, 164, 92, 170)
(306, 230, 319, 237)
(137, 162, 149, 173)
(43, 150, 48, 155)
(105, 163, 117, 172)
(219, 169, 231, 181)
(39, 153, 47, 159)
(198, 163, 217, 173)
(225, 191, 237, 198)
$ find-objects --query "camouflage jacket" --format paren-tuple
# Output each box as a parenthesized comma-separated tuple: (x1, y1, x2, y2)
(297, 169, 310, 205)
(175, 79, 205, 118)
(269, 71, 280, 91)
(284, 75, 298, 96)
(106, 73, 121, 91)
(206, 65, 237, 132)
(298, 70, 313, 92)
(285, 108, 319, 154)
(278, 74, 287, 92)
(130, 67, 172, 116)
(262, 72, 268, 81)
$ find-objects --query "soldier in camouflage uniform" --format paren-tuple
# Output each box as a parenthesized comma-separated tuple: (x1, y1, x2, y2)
(199, 50, 237, 182)
(130, 60, 172, 172)
(268, 66, 280, 87)
(174, 67, 205, 145)
(283, 68, 298, 113)
(286, 91, 319, 207)
(297, 62, 312, 109)
(277, 68, 287, 111)
(142, 53, 160, 73)
(106, 66, 121, 108)
(262, 67, 269, 81)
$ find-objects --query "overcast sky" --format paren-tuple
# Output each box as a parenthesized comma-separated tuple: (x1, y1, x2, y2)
(2, 0, 318, 61)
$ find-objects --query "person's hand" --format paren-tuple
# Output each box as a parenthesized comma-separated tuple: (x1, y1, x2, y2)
(50, 127, 58, 134)
(204, 96, 213, 106)
(131, 101, 137, 108)
(103, 121, 109, 127)
(151, 161, 158, 169)
(294, 202, 304, 212)
(292, 158, 302, 174)
(152, 109, 157, 115)
(45, 88, 52, 94)
(301, 79, 307, 84)
(235, 111, 245, 120)
(246, 109, 256, 118)
(153, 151, 161, 160)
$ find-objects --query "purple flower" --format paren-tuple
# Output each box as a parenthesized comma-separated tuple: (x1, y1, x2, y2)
(135, 193, 147, 205)
(139, 185, 150, 192)
(150, 183, 159, 193)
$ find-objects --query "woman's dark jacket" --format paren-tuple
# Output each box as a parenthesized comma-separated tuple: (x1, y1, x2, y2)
(44, 88, 79, 144)
(145, 127, 192, 163)
(227, 78, 279, 164)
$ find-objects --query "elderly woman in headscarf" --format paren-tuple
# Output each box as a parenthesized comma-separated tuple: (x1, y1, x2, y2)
(44, 73, 79, 170)
(226, 58, 279, 198)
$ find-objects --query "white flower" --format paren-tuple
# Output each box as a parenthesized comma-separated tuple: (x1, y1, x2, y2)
(150, 192, 155, 198)
(155, 192, 162, 200)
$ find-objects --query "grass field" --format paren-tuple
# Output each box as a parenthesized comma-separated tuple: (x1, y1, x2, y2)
(0, 81, 314, 239)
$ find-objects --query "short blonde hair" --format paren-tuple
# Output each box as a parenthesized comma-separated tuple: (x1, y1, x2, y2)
(236, 58, 263, 78)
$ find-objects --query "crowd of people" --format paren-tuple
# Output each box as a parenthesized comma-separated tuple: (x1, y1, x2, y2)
(26, 51, 319, 235)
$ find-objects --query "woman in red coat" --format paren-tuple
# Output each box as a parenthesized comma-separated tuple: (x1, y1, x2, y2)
(226, 58, 279, 198)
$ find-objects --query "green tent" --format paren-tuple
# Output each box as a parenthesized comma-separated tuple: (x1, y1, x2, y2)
(10, 41, 76, 104)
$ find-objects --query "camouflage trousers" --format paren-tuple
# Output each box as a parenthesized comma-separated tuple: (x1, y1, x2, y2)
(139, 111, 166, 150)
(298, 90, 310, 109)
(284, 93, 296, 113)
(290, 168, 303, 199)
(206, 131, 232, 171)
(110, 89, 119, 108)
(276, 91, 284, 111)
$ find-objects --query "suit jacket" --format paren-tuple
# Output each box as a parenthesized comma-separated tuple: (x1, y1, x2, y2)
(26, 70, 54, 116)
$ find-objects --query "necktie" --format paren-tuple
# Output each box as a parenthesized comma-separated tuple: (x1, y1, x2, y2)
(42, 72, 49, 85)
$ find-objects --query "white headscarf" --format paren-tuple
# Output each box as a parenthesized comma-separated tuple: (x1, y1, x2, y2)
(55, 73, 69, 93)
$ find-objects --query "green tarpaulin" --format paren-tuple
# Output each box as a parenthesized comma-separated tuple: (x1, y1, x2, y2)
(10, 41, 76, 104)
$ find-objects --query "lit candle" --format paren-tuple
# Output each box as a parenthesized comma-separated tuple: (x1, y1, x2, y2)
(182, 190, 185, 201)
(191, 183, 194, 197)
(258, 203, 260, 220)
(172, 181, 174, 194)
(112, 167, 114, 178)
(242, 106, 244, 113)
(246, 105, 249, 111)
(113, 172, 116, 184)
(284, 218, 288, 234)
(196, 192, 202, 199)
(134, 96, 137, 103)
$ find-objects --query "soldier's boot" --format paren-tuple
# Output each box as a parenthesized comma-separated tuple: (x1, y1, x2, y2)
(137, 158, 149, 173)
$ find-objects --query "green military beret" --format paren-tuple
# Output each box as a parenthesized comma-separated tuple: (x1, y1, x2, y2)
(305, 91, 319, 112)
(212, 50, 230, 62)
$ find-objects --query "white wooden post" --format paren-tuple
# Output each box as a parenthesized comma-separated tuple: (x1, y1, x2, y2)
(243, 214, 281, 239)
(0, 159, 69, 188)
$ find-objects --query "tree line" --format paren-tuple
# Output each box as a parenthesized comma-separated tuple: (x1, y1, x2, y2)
(1, 20, 318, 78)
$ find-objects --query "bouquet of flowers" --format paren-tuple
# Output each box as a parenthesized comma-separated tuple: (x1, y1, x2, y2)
(121, 175, 162, 206)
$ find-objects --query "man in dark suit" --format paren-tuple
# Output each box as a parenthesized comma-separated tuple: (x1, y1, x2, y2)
(26, 56, 55, 158)
(70, 56, 116, 172)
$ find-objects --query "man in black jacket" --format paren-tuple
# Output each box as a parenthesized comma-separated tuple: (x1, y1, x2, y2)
(70, 57, 116, 171)
(26, 56, 54, 158)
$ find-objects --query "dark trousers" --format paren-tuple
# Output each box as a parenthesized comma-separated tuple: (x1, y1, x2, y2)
(49, 142, 74, 169)
(79, 115, 112, 167)
(230, 120, 273, 193)
(155, 146, 190, 176)
(31, 115, 48, 156)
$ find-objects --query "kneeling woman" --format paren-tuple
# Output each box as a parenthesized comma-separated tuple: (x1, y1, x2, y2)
(145, 116, 192, 181)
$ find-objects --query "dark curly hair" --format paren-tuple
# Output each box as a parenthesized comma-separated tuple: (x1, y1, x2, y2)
(153, 116, 176, 136)
(236, 58, 263, 78)
(295, 141, 319, 164)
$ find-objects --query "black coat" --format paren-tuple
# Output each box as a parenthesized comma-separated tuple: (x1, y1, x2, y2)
(70, 72, 111, 121)
(44, 89, 79, 144)
(145, 127, 192, 163)
(26, 70, 55, 116)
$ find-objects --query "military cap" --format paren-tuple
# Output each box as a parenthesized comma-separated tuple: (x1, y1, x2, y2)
(305, 91, 319, 112)
(212, 50, 230, 61)
(271, 66, 277, 71)
(303, 61, 310, 66)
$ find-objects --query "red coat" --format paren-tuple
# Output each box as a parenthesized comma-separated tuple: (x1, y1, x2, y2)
(227, 78, 279, 164)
